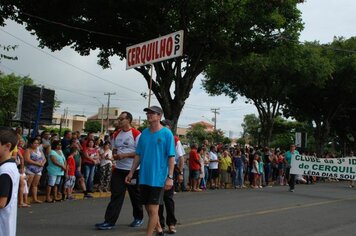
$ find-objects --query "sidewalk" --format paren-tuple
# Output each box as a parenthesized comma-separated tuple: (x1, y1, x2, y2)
(27, 191, 111, 203)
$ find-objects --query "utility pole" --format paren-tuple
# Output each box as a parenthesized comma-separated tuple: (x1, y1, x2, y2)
(211, 108, 220, 131)
(93, 97, 104, 134)
(104, 92, 116, 134)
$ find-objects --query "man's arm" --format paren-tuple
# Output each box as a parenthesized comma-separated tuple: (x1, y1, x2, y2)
(0, 174, 11, 209)
(125, 154, 141, 184)
(164, 156, 175, 190)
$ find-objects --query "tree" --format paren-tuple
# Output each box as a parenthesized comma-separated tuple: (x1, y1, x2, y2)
(186, 123, 209, 146)
(0, 44, 18, 62)
(241, 114, 260, 145)
(137, 119, 148, 132)
(84, 120, 101, 133)
(1, 0, 304, 133)
(0, 72, 34, 125)
(283, 38, 356, 156)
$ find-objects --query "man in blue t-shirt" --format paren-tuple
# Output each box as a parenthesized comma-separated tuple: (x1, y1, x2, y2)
(126, 106, 175, 236)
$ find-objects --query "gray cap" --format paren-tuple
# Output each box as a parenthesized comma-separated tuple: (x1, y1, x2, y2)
(143, 106, 163, 115)
(161, 119, 173, 128)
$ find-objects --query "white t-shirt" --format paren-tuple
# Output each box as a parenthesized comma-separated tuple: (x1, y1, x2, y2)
(0, 160, 20, 236)
(209, 151, 219, 169)
(175, 140, 185, 165)
(99, 149, 113, 167)
(111, 129, 140, 170)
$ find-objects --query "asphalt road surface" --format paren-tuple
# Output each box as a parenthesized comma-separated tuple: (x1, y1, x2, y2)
(18, 182, 356, 236)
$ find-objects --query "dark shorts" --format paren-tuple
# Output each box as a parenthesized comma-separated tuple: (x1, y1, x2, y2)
(75, 170, 83, 178)
(140, 184, 164, 205)
(209, 169, 219, 179)
(190, 170, 200, 180)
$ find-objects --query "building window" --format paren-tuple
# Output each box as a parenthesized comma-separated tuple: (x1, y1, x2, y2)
(115, 110, 118, 116)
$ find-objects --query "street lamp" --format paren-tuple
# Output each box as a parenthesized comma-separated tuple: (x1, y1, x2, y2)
(93, 97, 104, 134)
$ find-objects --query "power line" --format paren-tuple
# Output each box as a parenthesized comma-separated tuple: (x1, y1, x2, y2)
(0, 28, 142, 96)
(20, 12, 136, 40)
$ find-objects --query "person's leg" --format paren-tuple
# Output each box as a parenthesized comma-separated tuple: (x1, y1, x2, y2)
(289, 174, 296, 190)
(46, 185, 52, 202)
(104, 164, 112, 191)
(103, 169, 127, 224)
(145, 204, 160, 236)
(32, 175, 42, 203)
(53, 185, 58, 200)
(126, 170, 144, 222)
(158, 203, 165, 229)
(18, 174, 25, 206)
(88, 165, 96, 192)
(164, 187, 177, 228)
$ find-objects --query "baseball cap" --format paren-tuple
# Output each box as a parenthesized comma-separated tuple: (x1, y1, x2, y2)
(161, 119, 173, 127)
(143, 106, 163, 115)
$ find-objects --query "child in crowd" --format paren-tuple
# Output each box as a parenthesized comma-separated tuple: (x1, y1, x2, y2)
(0, 127, 20, 236)
(251, 153, 260, 189)
(65, 148, 76, 200)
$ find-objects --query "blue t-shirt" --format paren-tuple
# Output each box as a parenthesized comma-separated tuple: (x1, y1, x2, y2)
(136, 127, 175, 187)
(47, 150, 65, 176)
(285, 150, 300, 165)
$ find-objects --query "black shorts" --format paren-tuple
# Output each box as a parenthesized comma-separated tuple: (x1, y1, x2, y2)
(209, 169, 219, 179)
(139, 184, 164, 205)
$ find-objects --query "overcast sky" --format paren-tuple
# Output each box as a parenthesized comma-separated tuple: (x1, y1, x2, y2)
(0, 0, 355, 137)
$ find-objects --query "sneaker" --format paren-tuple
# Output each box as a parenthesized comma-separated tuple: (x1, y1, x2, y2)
(156, 231, 167, 236)
(129, 219, 144, 227)
(289, 189, 294, 192)
(84, 194, 93, 199)
(95, 222, 115, 230)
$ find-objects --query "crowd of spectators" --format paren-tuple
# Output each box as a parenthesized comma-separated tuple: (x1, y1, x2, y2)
(11, 126, 354, 208)
(12, 127, 114, 207)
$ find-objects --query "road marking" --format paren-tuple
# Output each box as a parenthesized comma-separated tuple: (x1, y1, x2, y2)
(124, 196, 356, 235)
(184, 196, 356, 227)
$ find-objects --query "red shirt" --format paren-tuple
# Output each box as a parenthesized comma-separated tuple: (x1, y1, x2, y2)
(67, 155, 76, 176)
(189, 149, 201, 171)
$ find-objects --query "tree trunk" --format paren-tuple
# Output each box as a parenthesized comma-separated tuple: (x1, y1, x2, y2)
(135, 58, 204, 134)
(314, 120, 331, 157)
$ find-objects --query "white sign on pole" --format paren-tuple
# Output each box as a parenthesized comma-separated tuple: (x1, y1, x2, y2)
(291, 155, 356, 180)
(126, 30, 184, 70)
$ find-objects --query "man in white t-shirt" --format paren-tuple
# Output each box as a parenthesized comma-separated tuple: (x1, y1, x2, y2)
(208, 145, 219, 189)
(95, 112, 143, 230)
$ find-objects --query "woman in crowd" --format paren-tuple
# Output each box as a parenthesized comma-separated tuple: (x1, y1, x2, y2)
(277, 150, 286, 185)
(219, 150, 232, 189)
(16, 136, 30, 207)
(97, 141, 113, 192)
(46, 140, 66, 202)
(233, 149, 245, 189)
(24, 138, 46, 203)
(82, 139, 100, 193)
(251, 153, 260, 189)
(198, 146, 206, 190)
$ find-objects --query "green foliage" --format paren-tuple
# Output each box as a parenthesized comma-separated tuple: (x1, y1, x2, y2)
(241, 114, 260, 144)
(84, 120, 101, 133)
(186, 124, 208, 145)
(186, 124, 227, 145)
(0, 72, 34, 125)
(283, 37, 356, 155)
(137, 119, 149, 132)
(0, 44, 18, 62)
(45, 127, 71, 138)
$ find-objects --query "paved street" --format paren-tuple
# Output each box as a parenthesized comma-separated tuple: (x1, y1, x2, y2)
(18, 182, 356, 236)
